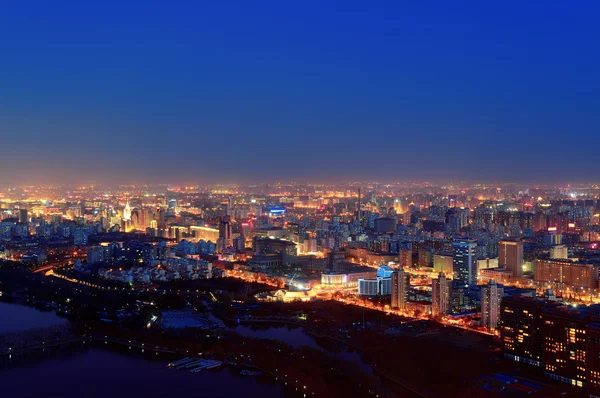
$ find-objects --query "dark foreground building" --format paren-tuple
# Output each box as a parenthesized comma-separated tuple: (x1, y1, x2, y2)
(501, 296, 600, 396)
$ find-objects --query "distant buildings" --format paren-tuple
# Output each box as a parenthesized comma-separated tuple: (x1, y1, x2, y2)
(418, 247, 434, 268)
(87, 245, 111, 265)
(399, 248, 413, 268)
(321, 269, 377, 287)
(534, 259, 599, 291)
(257, 288, 317, 303)
(249, 237, 297, 271)
(433, 253, 453, 274)
(73, 228, 89, 246)
(374, 217, 396, 234)
(549, 244, 568, 259)
(190, 226, 219, 242)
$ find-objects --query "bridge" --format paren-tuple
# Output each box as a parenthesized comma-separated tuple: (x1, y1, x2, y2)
(0, 325, 190, 357)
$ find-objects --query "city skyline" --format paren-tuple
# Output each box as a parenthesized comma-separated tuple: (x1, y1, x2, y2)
(2, 161, 600, 396)
(2, 1, 600, 185)
(5, 1, 600, 397)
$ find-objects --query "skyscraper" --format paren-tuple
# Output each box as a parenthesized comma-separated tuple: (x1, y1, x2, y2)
(452, 239, 477, 286)
(123, 200, 132, 221)
(498, 239, 523, 278)
(18, 209, 28, 223)
(480, 279, 504, 329)
(500, 296, 556, 367)
(432, 272, 452, 317)
(391, 267, 410, 311)
(219, 220, 232, 248)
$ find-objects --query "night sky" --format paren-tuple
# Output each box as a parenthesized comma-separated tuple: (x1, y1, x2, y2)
(1, 1, 598, 185)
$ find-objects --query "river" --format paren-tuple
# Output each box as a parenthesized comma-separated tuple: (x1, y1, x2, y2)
(0, 302, 413, 397)
(0, 301, 68, 334)
(0, 301, 286, 397)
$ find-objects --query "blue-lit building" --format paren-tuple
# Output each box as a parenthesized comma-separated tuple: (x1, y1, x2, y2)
(377, 265, 394, 278)
(269, 207, 286, 216)
(358, 266, 395, 296)
(453, 239, 477, 287)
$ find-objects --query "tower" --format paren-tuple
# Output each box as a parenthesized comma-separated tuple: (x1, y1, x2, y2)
(452, 239, 477, 287)
(123, 200, 132, 221)
(219, 220, 232, 248)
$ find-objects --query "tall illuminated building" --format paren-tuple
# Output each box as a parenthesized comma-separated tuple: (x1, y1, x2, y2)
(156, 207, 166, 229)
(219, 220, 232, 247)
(431, 272, 452, 317)
(498, 239, 523, 278)
(501, 296, 551, 367)
(542, 306, 588, 388)
(122, 200, 131, 221)
(480, 280, 504, 329)
(391, 267, 409, 311)
(587, 324, 600, 396)
(452, 239, 477, 287)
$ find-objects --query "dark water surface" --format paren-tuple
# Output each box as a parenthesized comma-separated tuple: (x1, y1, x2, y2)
(0, 302, 285, 398)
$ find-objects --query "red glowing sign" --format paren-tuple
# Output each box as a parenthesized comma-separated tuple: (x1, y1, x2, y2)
(568, 223, 576, 228)
(547, 227, 557, 232)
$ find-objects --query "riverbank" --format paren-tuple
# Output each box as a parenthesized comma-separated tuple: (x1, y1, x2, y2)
(2, 343, 286, 398)
(217, 313, 430, 397)
(0, 301, 395, 397)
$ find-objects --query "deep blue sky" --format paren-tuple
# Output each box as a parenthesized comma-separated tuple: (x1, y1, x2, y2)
(1, 1, 598, 185)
